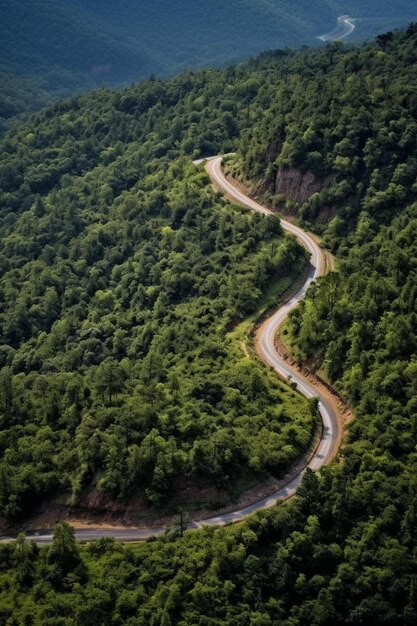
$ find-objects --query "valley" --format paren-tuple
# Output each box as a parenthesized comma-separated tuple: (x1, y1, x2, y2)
(2, 0, 417, 131)
(0, 21, 417, 626)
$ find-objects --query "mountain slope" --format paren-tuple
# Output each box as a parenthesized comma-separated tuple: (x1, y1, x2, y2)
(77, 0, 417, 62)
(0, 67, 316, 522)
(0, 0, 160, 88)
(1, 0, 417, 117)
(1, 28, 417, 625)
(72, 0, 336, 68)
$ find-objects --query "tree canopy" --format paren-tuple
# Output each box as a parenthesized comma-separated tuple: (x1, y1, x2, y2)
(1, 25, 417, 626)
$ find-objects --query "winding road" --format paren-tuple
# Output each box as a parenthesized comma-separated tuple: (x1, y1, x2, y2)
(1, 157, 341, 544)
(318, 15, 356, 42)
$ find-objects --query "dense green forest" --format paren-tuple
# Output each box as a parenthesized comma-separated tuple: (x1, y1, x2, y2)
(2, 26, 417, 626)
(0, 72, 56, 136)
(0, 67, 316, 522)
(1, 0, 417, 127)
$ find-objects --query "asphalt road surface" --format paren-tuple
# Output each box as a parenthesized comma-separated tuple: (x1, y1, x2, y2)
(0, 156, 341, 544)
(318, 15, 356, 41)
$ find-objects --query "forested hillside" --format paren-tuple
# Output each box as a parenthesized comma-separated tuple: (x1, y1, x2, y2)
(1, 27, 417, 626)
(0, 0, 158, 130)
(238, 26, 417, 416)
(0, 69, 314, 522)
(0, 72, 56, 135)
(2, 0, 417, 127)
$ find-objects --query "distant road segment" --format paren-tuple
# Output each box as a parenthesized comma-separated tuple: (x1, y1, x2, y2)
(318, 15, 356, 41)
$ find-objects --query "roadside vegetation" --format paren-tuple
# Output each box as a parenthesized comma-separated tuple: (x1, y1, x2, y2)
(0, 68, 313, 521)
(1, 26, 417, 626)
